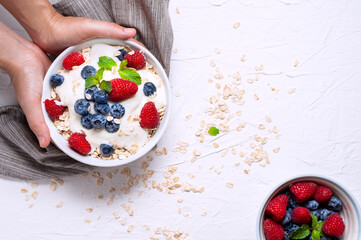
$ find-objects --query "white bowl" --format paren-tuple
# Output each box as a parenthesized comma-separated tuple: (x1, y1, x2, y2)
(41, 38, 171, 167)
(256, 175, 361, 239)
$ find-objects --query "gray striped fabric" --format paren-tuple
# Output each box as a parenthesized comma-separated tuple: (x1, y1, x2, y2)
(0, 0, 173, 180)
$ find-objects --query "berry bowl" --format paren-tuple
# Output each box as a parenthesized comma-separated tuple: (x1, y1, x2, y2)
(256, 175, 361, 240)
(41, 38, 171, 167)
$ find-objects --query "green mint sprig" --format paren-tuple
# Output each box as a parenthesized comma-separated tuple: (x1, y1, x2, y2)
(208, 126, 220, 136)
(290, 214, 325, 240)
(119, 67, 142, 85)
(85, 68, 104, 88)
(99, 80, 112, 93)
(98, 56, 117, 70)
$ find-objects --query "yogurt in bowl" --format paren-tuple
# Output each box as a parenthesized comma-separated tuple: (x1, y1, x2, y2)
(42, 38, 171, 167)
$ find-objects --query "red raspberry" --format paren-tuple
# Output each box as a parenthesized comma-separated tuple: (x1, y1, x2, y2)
(290, 181, 317, 203)
(322, 213, 345, 238)
(291, 206, 311, 224)
(124, 50, 146, 70)
(109, 78, 138, 102)
(263, 219, 285, 240)
(63, 52, 85, 70)
(68, 133, 91, 155)
(313, 185, 332, 204)
(44, 99, 66, 120)
(139, 102, 160, 129)
(265, 194, 289, 221)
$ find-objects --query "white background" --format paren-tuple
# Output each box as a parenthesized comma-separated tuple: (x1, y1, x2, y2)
(1, 0, 361, 239)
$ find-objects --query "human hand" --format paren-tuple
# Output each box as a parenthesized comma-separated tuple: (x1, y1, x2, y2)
(0, 22, 51, 148)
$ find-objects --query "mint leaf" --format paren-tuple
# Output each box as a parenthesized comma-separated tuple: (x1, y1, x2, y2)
(98, 56, 117, 70)
(95, 68, 104, 81)
(208, 126, 220, 136)
(119, 59, 128, 70)
(119, 68, 142, 85)
(85, 75, 99, 88)
(99, 80, 112, 93)
(311, 229, 321, 240)
(290, 224, 310, 239)
(311, 214, 318, 229)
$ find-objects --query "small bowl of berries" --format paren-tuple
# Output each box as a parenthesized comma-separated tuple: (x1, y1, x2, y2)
(257, 175, 361, 240)
(41, 38, 171, 167)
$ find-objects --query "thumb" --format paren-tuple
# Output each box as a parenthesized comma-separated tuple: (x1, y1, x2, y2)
(22, 100, 51, 148)
(76, 17, 137, 41)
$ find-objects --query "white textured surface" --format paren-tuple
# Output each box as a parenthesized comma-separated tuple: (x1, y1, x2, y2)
(1, 0, 361, 239)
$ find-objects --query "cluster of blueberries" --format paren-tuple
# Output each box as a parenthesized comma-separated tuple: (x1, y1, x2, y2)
(283, 191, 343, 240)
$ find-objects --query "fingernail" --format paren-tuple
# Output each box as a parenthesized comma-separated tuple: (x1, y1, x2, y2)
(38, 136, 45, 148)
(124, 28, 135, 34)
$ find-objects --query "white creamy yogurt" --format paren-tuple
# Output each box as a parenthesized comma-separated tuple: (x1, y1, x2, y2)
(55, 44, 166, 152)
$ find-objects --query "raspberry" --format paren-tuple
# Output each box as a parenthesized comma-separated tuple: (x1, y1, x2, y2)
(290, 181, 317, 203)
(322, 213, 345, 238)
(313, 186, 332, 204)
(63, 52, 85, 70)
(263, 219, 285, 240)
(139, 102, 160, 129)
(44, 99, 66, 120)
(68, 133, 91, 155)
(291, 207, 311, 224)
(109, 78, 138, 102)
(265, 194, 289, 221)
(124, 50, 146, 70)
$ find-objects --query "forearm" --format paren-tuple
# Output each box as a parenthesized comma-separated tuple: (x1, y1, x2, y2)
(0, 0, 58, 41)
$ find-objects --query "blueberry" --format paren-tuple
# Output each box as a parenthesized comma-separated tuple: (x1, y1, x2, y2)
(94, 90, 109, 103)
(116, 49, 128, 61)
(81, 114, 93, 129)
(50, 74, 64, 86)
(321, 237, 332, 240)
(285, 192, 298, 209)
(305, 200, 319, 210)
(91, 113, 106, 129)
(110, 103, 125, 118)
(100, 144, 114, 156)
(74, 99, 90, 115)
(284, 223, 300, 236)
(281, 208, 292, 225)
(84, 86, 99, 101)
(328, 196, 342, 211)
(319, 208, 335, 221)
(94, 102, 110, 115)
(311, 210, 321, 219)
(105, 120, 120, 133)
(143, 82, 157, 96)
(81, 65, 96, 79)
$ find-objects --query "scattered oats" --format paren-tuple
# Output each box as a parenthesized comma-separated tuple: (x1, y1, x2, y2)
(215, 169, 222, 174)
(127, 225, 135, 233)
(210, 60, 216, 67)
(201, 212, 208, 216)
(85, 93, 91, 100)
(21, 188, 28, 193)
(175, 92, 181, 97)
(162, 147, 168, 155)
(213, 142, 219, 148)
(72, 66, 80, 70)
(247, 78, 254, 84)
(96, 177, 104, 186)
(31, 183, 38, 189)
(176, 7, 180, 14)
(233, 22, 240, 29)
(294, 59, 299, 67)
(258, 124, 266, 130)
(275, 134, 281, 139)
(241, 54, 246, 62)
(177, 198, 184, 203)
(214, 48, 221, 54)
(236, 110, 242, 116)
(84, 218, 91, 223)
(288, 88, 296, 94)
(86, 208, 93, 213)
(273, 147, 280, 153)
(244, 169, 249, 174)
(106, 116, 114, 122)
(109, 187, 115, 193)
(28, 204, 33, 208)
(272, 126, 279, 134)
(254, 94, 260, 101)
(215, 73, 223, 80)
(147, 156, 153, 161)
(173, 48, 178, 53)
(24, 195, 30, 201)
(208, 78, 214, 83)
(31, 191, 39, 200)
(259, 163, 266, 167)
(107, 195, 115, 206)
(114, 118, 121, 124)
(56, 201, 63, 208)
(98, 195, 104, 200)
(185, 114, 192, 119)
(234, 162, 241, 166)
(113, 211, 120, 219)
(265, 116, 272, 123)
(49, 182, 57, 191)
(193, 149, 201, 157)
(91, 172, 100, 179)
(226, 182, 234, 188)
(144, 225, 150, 231)
(53, 178, 64, 186)
(155, 150, 163, 156)
(240, 151, 245, 157)
(121, 218, 127, 226)
(81, 173, 88, 177)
